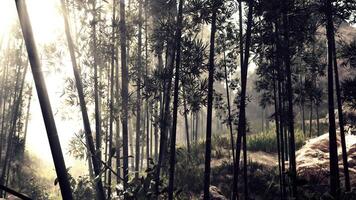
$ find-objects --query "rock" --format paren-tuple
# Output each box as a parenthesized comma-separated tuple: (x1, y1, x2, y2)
(296, 133, 356, 185)
(199, 186, 228, 200)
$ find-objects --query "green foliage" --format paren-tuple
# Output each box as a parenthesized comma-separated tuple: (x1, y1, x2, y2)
(211, 134, 231, 159)
(116, 160, 167, 200)
(210, 159, 280, 199)
(175, 148, 204, 195)
(342, 78, 356, 110)
(67, 131, 87, 160)
(9, 154, 50, 200)
(15, 175, 49, 200)
(247, 128, 306, 153)
(70, 175, 95, 200)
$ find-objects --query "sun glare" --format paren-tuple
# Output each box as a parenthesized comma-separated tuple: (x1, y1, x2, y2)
(1, 0, 62, 46)
(1, 0, 87, 175)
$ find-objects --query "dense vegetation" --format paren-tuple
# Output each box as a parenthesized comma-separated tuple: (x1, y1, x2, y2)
(0, 0, 356, 199)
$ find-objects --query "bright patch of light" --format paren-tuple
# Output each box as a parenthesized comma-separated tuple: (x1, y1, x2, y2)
(1, 0, 87, 177)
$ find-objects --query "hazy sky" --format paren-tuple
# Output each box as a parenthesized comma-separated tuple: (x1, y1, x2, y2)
(0, 0, 87, 176)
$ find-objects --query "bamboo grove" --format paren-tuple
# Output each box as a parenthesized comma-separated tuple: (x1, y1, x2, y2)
(0, 0, 356, 199)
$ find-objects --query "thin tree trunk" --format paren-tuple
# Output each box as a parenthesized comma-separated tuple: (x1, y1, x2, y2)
(104, 63, 110, 188)
(273, 72, 283, 200)
(203, 3, 217, 199)
(182, 88, 191, 153)
(302, 102, 306, 135)
(107, 0, 117, 196)
(155, 1, 178, 194)
(115, 17, 121, 187)
(0, 61, 27, 194)
(154, 103, 159, 162)
(232, 1, 253, 199)
(281, 1, 297, 197)
(196, 111, 199, 140)
(168, 0, 184, 198)
(316, 104, 320, 136)
(150, 109, 153, 160)
(59, 1, 106, 198)
(145, 0, 150, 169)
(0, 60, 10, 162)
(146, 105, 150, 168)
(266, 107, 270, 130)
(242, 126, 248, 200)
(129, 117, 134, 170)
(275, 20, 286, 198)
(309, 100, 313, 137)
(331, 24, 350, 192)
(239, 1, 249, 198)
(140, 126, 144, 171)
(135, 0, 143, 179)
(22, 86, 32, 153)
(262, 108, 264, 132)
(325, 0, 341, 197)
(90, 0, 103, 175)
(15, 0, 73, 198)
(119, 0, 129, 195)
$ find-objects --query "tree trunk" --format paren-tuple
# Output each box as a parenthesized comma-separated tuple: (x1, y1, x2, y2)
(150, 109, 153, 159)
(129, 117, 134, 170)
(0, 59, 10, 162)
(155, 1, 177, 194)
(140, 126, 144, 171)
(275, 20, 286, 198)
(266, 107, 270, 130)
(273, 71, 283, 200)
(154, 103, 159, 162)
(302, 102, 306, 135)
(325, 0, 340, 197)
(145, 0, 150, 170)
(59, 0, 106, 198)
(119, 0, 129, 195)
(22, 86, 32, 153)
(168, 0, 184, 198)
(309, 99, 313, 137)
(0, 60, 27, 195)
(331, 20, 350, 192)
(182, 88, 191, 153)
(15, 0, 73, 198)
(203, 3, 217, 199)
(281, 1, 297, 197)
(91, 0, 103, 174)
(232, 1, 253, 199)
(196, 111, 199, 140)
(135, 0, 143, 179)
(316, 104, 320, 136)
(262, 108, 265, 132)
(107, 0, 117, 195)
(115, 22, 121, 186)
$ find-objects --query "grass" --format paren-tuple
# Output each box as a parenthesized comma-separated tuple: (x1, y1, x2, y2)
(247, 128, 306, 153)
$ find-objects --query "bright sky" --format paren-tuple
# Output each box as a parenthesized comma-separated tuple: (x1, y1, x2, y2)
(0, 0, 87, 178)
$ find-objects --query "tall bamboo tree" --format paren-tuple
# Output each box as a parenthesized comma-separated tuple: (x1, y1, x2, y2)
(203, 1, 218, 199)
(59, 0, 106, 198)
(325, 0, 340, 197)
(232, 0, 253, 199)
(15, 0, 73, 198)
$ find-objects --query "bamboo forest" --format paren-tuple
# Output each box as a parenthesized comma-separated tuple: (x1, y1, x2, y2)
(0, 0, 355, 199)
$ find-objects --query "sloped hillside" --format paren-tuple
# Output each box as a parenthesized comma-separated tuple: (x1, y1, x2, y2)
(296, 132, 356, 185)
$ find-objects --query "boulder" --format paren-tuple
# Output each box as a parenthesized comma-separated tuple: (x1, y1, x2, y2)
(199, 186, 228, 200)
(296, 133, 356, 185)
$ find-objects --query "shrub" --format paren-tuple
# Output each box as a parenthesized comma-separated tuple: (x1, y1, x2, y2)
(247, 128, 306, 153)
